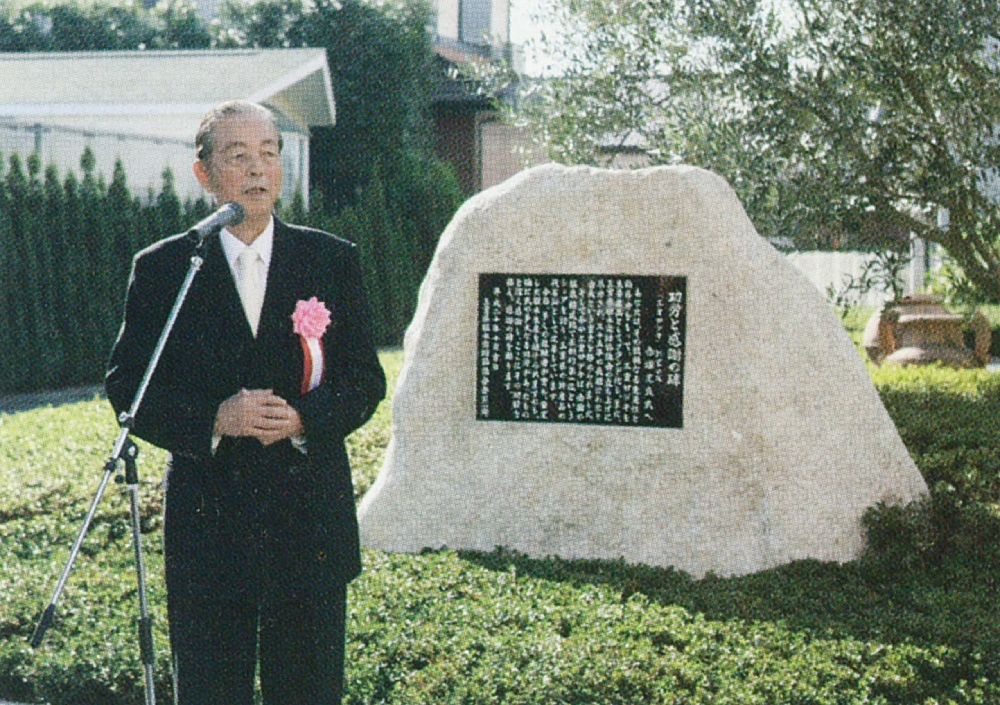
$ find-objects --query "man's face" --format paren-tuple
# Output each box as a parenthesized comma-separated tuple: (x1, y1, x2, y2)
(195, 112, 283, 225)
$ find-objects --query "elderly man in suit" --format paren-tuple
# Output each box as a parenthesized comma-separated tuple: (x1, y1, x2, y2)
(106, 100, 385, 705)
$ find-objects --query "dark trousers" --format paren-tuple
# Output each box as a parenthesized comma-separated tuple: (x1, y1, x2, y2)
(167, 585, 347, 705)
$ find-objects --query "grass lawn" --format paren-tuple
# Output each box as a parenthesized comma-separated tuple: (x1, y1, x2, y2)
(3, 345, 1000, 704)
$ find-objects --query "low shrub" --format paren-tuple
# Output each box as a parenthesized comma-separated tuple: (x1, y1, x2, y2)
(4, 347, 1000, 703)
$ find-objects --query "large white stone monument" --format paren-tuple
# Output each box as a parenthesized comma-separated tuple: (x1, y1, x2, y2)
(358, 164, 927, 578)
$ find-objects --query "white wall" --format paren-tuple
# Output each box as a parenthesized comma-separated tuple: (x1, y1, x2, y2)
(786, 250, 916, 308)
(0, 121, 308, 209)
(435, 0, 460, 40)
(435, 0, 509, 46)
(490, 0, 510, 46)
(0, 121, 200, 201)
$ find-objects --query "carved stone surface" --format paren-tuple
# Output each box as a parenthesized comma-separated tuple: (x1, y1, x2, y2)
(358, 164, 928, 578)
(475, 273, 687, 428)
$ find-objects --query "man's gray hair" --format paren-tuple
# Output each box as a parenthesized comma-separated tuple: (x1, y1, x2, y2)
(195, 100, 283, 163)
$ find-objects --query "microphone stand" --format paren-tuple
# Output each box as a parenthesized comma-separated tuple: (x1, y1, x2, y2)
(30, 229, 214, 705)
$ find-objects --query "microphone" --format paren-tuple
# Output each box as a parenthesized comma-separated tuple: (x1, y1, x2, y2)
(186, 202, 245, 243)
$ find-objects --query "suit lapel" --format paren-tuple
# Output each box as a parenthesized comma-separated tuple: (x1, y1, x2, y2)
(256, 219, 297, 343)
(253, 219, 308, 397)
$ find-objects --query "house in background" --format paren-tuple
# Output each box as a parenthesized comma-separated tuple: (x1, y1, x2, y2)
(429, 0, 547, 195)
(0, 48, 334, 207)
(0, 2, 540, 208)
(181, 0, 542, 197)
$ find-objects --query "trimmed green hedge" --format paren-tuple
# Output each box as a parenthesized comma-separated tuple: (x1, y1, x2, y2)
(0, 152, 205, 396)
(0, 145, 460, 396)
(4, 350, 1000, 703)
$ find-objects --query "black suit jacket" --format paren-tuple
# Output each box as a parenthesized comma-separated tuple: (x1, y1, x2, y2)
(106, 218, 385, 600)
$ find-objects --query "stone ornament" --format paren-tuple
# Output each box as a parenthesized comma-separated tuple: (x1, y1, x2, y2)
(862, 294, 991, 367)
(358, 164, 928, 578)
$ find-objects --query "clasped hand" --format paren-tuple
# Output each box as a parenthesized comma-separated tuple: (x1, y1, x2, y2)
(214, 389, 305, 446)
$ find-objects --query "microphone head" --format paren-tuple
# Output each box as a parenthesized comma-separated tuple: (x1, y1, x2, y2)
(223, 201, 246, 227)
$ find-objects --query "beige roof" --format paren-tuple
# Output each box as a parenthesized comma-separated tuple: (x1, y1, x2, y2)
(0, 49, 334, 141)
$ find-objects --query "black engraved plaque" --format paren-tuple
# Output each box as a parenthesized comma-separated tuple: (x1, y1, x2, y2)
(476, 273, 686, 428)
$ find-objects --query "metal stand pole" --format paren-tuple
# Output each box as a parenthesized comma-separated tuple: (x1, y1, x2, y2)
(30, 235, 211, 705)
(121, 439, 157, 703)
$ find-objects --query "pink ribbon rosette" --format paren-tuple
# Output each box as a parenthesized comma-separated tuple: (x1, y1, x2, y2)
(292, 297, 332, 395)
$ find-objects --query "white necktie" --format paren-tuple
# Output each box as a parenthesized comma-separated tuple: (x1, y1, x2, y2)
(236, 248, 265, 336)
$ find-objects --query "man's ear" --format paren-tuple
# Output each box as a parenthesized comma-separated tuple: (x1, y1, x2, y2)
(193, 159, 211, 190)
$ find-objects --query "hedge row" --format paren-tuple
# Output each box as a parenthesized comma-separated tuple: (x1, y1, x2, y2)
(0, 148, 460, 395)
(0, 150, 206, 395)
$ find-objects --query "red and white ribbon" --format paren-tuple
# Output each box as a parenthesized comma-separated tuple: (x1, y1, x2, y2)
(300, 336, 325, 395)
(291, 296, 332, 395)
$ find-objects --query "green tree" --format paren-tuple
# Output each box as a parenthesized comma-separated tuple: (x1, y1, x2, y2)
(60, 168, 91, 382)
(45, 162, 86, 384)
(47, 2, 143, 49)
(217, 0, 306, 49)
(517, 0, 1000, 298)
(152, 0, 212, 49)
(76, 146, 118, 378)
(221, 0, 441, 207)
(30, 159, 66, 388)
(107, 159, 138, 274)
(389, 149, 465, 277)
(4, 154, 43, 390)
(158, 167, 182, 235)
(0, 0, 211, 51)
(0, 156, 12, 389)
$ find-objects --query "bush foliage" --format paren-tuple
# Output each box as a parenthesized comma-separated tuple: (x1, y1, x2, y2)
(0, 144, 459, 395)
(4, 347, 1000, 703)
(0, 152, 210, 396)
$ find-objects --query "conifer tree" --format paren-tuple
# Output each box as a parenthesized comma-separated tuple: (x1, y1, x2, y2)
(23, 153, 65, 387)
(45, 162, 80, 385)
(0, 154, 12, 390)
(77, 146, 114, 378)
(156, 167, 182, 237)
(60, 167, 90, 382)
(4, 154, 41, 391)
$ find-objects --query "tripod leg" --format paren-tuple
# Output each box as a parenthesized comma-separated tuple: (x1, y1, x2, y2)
(122, 441, 157, 705)
(126, 482, 157, 705)
(30, 465, 117, 648)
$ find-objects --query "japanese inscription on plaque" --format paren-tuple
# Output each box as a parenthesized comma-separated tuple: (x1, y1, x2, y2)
(477, 273, 686, 428)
